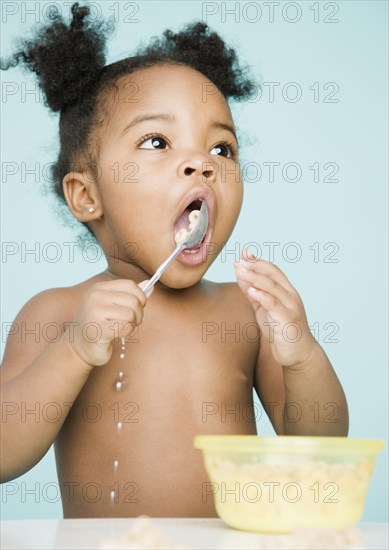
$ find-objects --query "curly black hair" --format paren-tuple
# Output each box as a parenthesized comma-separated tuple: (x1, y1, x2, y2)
(1, 2, 257, 241)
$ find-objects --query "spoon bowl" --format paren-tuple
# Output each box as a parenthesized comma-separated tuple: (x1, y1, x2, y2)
(142, 202, 209, 294)
(181, 201, 209, 249)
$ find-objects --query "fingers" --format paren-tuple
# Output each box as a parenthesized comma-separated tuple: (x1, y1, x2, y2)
(234, 249, 303, 316)
(93, 279, 148, 307)
(235, 268, 296, 311)
(100, 290, 146, 311)
(235, 249, 298, 295)
(84, 281, 151, 336)
(247, 286, 289, 315)
(138, 279, 154, 299)
(103, 302, 145, 326)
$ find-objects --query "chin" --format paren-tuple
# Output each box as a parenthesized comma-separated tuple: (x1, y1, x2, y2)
(159, 267, 207, 290)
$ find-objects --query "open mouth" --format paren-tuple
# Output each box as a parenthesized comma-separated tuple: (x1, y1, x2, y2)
(172, 190, 215, 264)
(173, 198, 205, 252)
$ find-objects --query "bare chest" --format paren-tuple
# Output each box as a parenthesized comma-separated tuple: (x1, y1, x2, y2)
(54, 284, 259, 516)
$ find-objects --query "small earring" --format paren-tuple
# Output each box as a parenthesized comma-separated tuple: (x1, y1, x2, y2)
(88, 207, 95, 213)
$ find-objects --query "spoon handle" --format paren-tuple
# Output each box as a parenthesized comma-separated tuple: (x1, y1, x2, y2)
(142, 243, 185, 295)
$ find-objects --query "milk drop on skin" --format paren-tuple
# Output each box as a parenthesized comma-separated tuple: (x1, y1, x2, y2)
(115, 370, 124, 391)
(120, 337, 126, 359)
(111, 343, 125, 506)
(115, 339, 125, 403)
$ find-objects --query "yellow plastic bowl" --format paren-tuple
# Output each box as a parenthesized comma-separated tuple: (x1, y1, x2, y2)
(194, 435, 384, 533)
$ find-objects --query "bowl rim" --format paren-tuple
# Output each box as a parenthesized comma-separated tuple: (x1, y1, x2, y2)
(193, 435, 385, 454)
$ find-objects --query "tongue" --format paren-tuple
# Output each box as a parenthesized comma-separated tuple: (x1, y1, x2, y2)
(173, 207, 191, 234)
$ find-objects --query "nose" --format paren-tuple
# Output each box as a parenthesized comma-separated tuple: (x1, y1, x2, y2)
(177, 153, 217, 184)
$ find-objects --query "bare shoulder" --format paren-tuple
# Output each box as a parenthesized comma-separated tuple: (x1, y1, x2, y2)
(4, 270, 106, 332)
(0, 272, 106, 384)
(205, 279, 252, 304)
(201, 279, 257, 322)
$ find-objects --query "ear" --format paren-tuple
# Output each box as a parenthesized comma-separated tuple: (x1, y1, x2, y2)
(62, 172, 103, 222)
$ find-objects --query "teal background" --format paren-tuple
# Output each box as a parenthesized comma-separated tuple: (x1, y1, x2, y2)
(1, 1, 388, 521)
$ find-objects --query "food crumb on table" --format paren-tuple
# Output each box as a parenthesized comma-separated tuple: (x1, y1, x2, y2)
(99, 515, 190, 549)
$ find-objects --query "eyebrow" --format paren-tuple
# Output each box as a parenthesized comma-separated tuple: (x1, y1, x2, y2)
(210, 122, 238, 144)
(120, 112, 238, 143)
(120, 113, 175, 137)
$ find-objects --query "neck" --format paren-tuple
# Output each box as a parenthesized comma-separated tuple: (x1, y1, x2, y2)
(104, 257, 150, 284)
(103, 257, 202, 295)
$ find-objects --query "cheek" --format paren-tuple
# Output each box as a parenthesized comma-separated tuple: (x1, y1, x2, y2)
(98, 173, 162, 243)
(235, 179, 244, 210)
(224, 170, 243, 217)
(97, 149, 143, 211)
(98, 146, 162, 206)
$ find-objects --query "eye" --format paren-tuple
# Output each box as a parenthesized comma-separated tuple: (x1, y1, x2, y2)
(138, 133, 168, 150)
(210, 142, 238, 159)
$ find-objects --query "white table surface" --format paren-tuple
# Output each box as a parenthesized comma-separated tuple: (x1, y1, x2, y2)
(1, 519, 388, 549)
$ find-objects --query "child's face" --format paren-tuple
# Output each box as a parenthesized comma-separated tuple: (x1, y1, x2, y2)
(95, 64, 243, 289)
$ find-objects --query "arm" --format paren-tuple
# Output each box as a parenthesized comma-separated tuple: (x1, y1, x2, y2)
(1, 279, 151, 482)
(0, 289, 93, 482)
(254, 332, 349, 436)
(235, 250, 348, 436)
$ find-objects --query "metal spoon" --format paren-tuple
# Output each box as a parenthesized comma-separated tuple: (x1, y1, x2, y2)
(142, 201, 209, 294)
